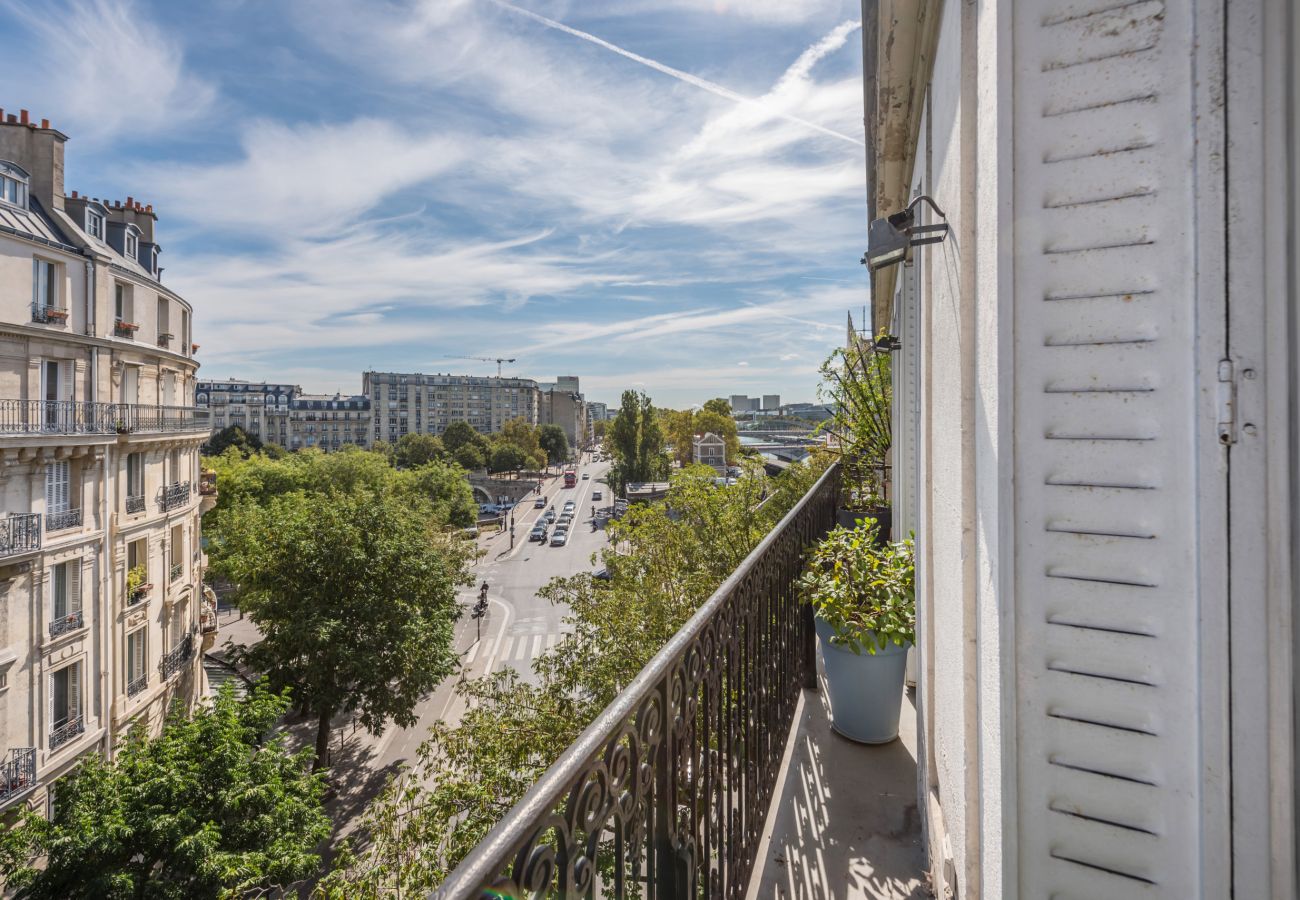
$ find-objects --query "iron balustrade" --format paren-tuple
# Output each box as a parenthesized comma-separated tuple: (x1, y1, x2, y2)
(0, 748, 35, 805)
(127, 673, 148, 697)
(434, 461, 840, 900)
(49, 715, 84, 752)
(45, 507, 82, 532)
(0, 513, 41, 557)
(126, 495, 145, 514)
(30, 303, 69, 324)
(160, 481, 191, 512)
(113, 319, 138, 338)
(159, 634, 193, 680)
(48, 610, 83, 637)
(0, 401, 210, 436)
(170, 562, 183, 582)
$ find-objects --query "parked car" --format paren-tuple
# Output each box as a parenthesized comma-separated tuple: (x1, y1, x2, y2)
(478, 503, 499, 515)
(550, 529, 570, 547)
(530, 524, 548, 542)
(534, 496, 546, 508)
(593, 490, 603, 501)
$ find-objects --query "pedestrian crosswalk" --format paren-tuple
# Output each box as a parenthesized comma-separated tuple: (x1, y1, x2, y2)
(495, 631, 563, 669)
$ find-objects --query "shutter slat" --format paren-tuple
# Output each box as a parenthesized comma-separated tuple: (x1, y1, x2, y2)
(69, 560, 80, 614)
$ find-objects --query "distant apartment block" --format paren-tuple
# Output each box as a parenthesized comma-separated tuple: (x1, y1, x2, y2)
(364, 371, 540, 444)
(538, 376, 589, 449)
(0, 109, 213, 813)
(586, 401, 608, 423)
(762, 394, 780, 410)
(196, 381, 372, 452)
(728, 395, 762, 413)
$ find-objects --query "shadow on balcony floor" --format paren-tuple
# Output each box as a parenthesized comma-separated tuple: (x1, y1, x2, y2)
(749, 671, 927, 900)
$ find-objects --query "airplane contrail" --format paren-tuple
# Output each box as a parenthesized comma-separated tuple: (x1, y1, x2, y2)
(487, 0, 865, 147)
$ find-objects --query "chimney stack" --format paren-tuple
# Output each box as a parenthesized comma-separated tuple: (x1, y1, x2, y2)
(40, 119, 49, 130)
(19, 109, 28, 125)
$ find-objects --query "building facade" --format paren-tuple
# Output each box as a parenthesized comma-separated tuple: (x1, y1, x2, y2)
(363, 371, 540, 444)
(865, 2, 1299, 897)
(195, 381, 372, 451)
(0, 109, 213, 814)
(691, 432, 726, 475)
(287, 393, 371, 451)
(538, 377, 589, 450)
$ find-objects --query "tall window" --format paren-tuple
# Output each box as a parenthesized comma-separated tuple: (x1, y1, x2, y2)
(125, 230, 138, 259)
(126, 629, 146, 691)
(51, 662, 81, 729)
(50, 560, 81, 625)
(45, 460, 70, 515)
(32, 259, 57, 310)
(114, 282, 133, 324)
(167, 449, 180, 485)
(126, 452, 143, 500)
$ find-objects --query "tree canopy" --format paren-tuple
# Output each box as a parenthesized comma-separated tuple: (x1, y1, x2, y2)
(201, 424, 262, 458)
(606, 390, 668, 492)
(537, 423, 569, 466)
(0, 684, 329, 900)
(212, 488, 475, 769)
(441, 421, 487, 455)
(392, 433, 446, 469)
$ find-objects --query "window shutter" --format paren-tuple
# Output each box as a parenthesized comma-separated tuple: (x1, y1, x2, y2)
(1010, 1, 1226, 897)
(60, 360, 73, 402)
(68, 561, 81, 614)
(31, 259, 38, 306)
(46, 461, 69, 514)
(50, 566, 64, 619)
(69, 665, 80, 719)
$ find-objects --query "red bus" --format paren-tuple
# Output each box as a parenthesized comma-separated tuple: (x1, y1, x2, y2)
(563, 470, 577, 488)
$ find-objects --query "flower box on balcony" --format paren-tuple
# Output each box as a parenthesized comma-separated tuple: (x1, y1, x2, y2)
(43, 308, 67, 320)
(190, 343, 200, 353)
(114, 320, 139, 338)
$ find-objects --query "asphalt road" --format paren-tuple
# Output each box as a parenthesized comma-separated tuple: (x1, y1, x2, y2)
(370, 452, 613, 770)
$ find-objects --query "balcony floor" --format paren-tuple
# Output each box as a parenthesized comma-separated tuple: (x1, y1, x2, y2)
(748, 665, 928, 900)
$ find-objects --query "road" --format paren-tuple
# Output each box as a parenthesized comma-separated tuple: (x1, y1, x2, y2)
(370, 452, 613, 771)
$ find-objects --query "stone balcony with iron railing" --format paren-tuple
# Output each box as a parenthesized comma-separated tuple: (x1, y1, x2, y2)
(48, 609, 83, 638)
(0, 401, 211, 439)
(433, 461, 925, 899)
(159, 633, 194, 680)
(0, 748, 36, 808)
(0, 512, 41, 558)
(127, 673, 148, 698)
(30, 302, 69, 325)
(159, 481, 191, 512)
(45, 507, 82, 533)
(49, 715, 84, 753)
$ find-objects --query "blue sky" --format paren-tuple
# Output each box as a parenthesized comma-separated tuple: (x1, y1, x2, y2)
(1, 0, 868, 408)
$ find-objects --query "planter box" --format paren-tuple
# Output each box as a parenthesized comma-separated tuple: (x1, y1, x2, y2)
(815, 615, 908, 744)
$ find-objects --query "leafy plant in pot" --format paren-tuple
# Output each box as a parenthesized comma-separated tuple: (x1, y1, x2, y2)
(816, 337, 892, 542)
(799, 518, 914, 744)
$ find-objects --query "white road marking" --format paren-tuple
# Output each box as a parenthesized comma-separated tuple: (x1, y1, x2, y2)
(464, 638, 482, 665)
(529, 634, 543, 658)
(545, 633, 558, 650)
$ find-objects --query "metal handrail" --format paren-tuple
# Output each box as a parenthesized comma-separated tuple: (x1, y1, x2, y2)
(126, 495, 145, 514)
(434, 460, 840, 899)
(45, 507, 82, 532)
(160, 481, 191, 512)
(0, 748, 36, 805)
(49, 715, 84, 752)
(49, 610, 83, 637)
(160, 634, 193, 679)
(30, 303, 69, 324)
(0, 401, 210, 436)
(0, 513, 41, 556)
(170, 562, 183, 582)
(127, 673, 148, 697)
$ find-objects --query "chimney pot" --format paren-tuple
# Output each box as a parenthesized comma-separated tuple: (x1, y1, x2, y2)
(40, 118, 49, 129)
(126, 196, 133, 206)
(19, 109, 28, 125)
(6, 115, 15, 124)
(71, 190, 78, 199)
(145, 204, 152, 213)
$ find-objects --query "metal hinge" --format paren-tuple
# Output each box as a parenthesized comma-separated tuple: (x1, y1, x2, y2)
(1216, 358, 1236, 445)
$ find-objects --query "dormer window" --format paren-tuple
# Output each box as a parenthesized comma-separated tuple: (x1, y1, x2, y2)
(125, 230, 138, 259)
(0, 161, 28, 209)
(84, 204, 106, 241)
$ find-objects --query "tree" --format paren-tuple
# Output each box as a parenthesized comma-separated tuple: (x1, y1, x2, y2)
(661, 408, 695, 466)
(396, 461, 478, 528)
(202, 424, 262, 457)
(0, 684, 329, 899)
(442, 421, 486, 455)
(214, 490, 474, 770)
(537, 424, 569, 467)
(607, 390, 667, 492)
(702, 397, 732, 417)
(453, 443, 485, 471)
(393, 433, 445, 469)
(487, 443, 526, 475)
(498, 418, 541, 461)
(592, 419, 607, 442)
(320, 467, 783, 896)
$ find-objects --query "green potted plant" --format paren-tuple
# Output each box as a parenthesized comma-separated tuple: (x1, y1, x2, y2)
(817, 337, 893, 541)
(799, 518, 914, 743)
(126, 564, 151, 603)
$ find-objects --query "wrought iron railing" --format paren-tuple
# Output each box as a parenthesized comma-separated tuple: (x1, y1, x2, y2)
(160, 481, 191, 512)
(159, 634, 193, 680)
(0, 748, 35, 805)
(113, 319, 138, 338)
(434, 461, 840, 899)
(126, 494, 145, 514)
(0, 513, 41, 557)
(49, 610, 83, 637)
(170, 562, 183, 582)
(49, 715, 84, 752)
(45, 507, 81, 532)
(0, 401, 210, 436)
(127, 673, 148, 697)
(30, 303, 69, 325)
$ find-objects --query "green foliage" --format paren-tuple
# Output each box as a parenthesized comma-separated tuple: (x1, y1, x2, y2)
(592, 419, 607, 441)
(702, 397, 732, 417)
(392, 433, 445, 469)
(452, 443, 485, 471)
(212, 489, 475, 769)
(201, 424, 262, 458)
(798, 519, 915, 654)
(537, 423, 569, 465)
(487, 442, 526, 474)
(125, 564, 148, 596)
(818, 342, 892, 506)
(0, 684, 328, 900)
(395, 462, 478, 527)
(607, 390, 668, 492)
(440, 421, 487, 455)
(321, 466, 788, 894)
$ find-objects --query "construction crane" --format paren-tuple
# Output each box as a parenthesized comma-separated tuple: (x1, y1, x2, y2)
(454, 356, 517, 377)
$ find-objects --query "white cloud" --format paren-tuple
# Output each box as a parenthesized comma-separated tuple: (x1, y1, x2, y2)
(0, 0, 215, 144)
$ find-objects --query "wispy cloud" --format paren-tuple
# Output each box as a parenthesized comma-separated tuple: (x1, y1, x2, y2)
(0, 0, 215, 144)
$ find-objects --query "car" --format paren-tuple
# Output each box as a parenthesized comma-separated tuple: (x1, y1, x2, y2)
(478, 503, 498, 515)
(593, 567, 612, 581)
(582, 473, 590, 480)
(534, 496, 546, 508)
(563, 500, 576, 512)
(558, 513, 573, 526)
(593, 490, 602, 501)
(499, 501, 515, 511)
(529, 524, 548, 542)
(543, 509, 557, 523)
(550, 529, 569, 547)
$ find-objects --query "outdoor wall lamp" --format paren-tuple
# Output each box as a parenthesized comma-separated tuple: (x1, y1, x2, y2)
(861, 195, 949, 272)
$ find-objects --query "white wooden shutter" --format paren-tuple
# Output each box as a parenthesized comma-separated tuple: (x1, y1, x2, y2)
(68, 561, 81, 615)
(45, 461, 69, 513)
(69, 664, 80, 720)
(59, 360, 73, 402)
(1011, 1, 1227, 897)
